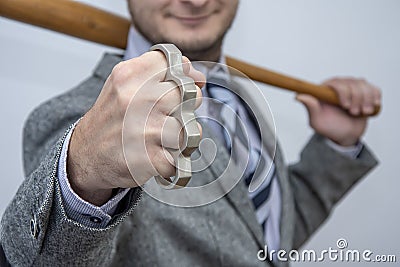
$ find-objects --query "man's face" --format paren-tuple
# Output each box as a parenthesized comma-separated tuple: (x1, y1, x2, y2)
(128, 0, 239, 60)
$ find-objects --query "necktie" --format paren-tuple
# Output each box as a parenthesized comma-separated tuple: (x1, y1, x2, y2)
(206, 77, 278, 241)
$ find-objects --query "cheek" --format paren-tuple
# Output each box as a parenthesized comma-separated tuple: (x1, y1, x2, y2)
(221, 0, 239, 22)
(132, 10, 161, 37)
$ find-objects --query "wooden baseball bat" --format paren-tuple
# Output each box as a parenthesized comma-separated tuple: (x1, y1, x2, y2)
(0, 0, 380, 116)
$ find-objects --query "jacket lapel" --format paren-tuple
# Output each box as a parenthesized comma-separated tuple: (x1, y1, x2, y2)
(201, 122, 266, 248)
(228, 77, 295, 255)
(201, 77, 282, 249)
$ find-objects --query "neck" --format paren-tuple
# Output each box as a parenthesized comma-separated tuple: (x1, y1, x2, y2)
(182, 40, 223, 62)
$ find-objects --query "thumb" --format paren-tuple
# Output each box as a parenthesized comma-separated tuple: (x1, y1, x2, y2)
(296, 94, 321, 116)
(182, 56, 206, 89)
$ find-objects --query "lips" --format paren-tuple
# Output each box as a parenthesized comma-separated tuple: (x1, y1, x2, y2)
(172, 14, 211, 26)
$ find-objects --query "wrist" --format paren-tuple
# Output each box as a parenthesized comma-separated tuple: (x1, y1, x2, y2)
(67, 157, 114, 206)
(67, 121, 114, 206)
(328, 136, 359, 147)
(69, 177, 113, 206)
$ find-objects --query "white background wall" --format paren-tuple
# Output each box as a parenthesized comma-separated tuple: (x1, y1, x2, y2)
(0, 0, 399, 265)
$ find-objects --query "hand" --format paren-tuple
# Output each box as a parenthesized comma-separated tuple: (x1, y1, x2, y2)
(67, 52, 205, 205)
(296, 77, 381, 147)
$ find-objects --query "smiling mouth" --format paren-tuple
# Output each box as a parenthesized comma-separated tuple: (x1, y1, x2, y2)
(172, 15, 211, 26)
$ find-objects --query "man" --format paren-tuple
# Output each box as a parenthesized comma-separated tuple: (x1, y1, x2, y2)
(0, 0, 380, 266)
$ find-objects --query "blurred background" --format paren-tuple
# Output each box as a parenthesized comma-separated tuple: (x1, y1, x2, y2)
(0, 0, 398, 265)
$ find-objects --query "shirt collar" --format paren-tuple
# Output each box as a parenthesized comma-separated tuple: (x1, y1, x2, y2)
(123, 25, 152, 60)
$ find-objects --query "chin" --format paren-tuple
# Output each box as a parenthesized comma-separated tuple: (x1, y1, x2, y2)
(165, 32, 220, 53)
(174, 39, 216, 54)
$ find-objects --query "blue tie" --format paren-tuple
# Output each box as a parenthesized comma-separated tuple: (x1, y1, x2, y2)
(206, 79, 277, 232)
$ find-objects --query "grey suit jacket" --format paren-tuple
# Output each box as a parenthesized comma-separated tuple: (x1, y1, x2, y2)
(0, 54, 378, 267)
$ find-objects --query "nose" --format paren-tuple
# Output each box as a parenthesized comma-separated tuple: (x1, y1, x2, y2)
(180, 0, 209, 7)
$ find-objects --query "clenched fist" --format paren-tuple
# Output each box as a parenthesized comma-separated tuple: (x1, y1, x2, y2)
(67, 51, 205, 205)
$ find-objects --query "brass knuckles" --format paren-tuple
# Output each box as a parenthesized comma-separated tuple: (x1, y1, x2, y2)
(150, 44, 201, 189)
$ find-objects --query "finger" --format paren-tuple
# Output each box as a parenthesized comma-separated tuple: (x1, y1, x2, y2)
(152, 148, 176, 178)
(296, 94, 322, 117)
(161, 117, 203, 150)
(139, 51, 169, 82)
(182, 56, 191, 74)
(156, 83, 203, 114)
(373, 85, 382, 106)
(182, 56, 206, 89)
(359, 80, 375, 115)
(348, 81, 363, 116)
(194, 85, 203, 110)
(161, 116, 183, 149)
(323, 79, 351, 109)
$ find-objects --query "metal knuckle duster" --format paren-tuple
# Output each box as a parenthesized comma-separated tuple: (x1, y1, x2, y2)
(150, 44, 201, 189)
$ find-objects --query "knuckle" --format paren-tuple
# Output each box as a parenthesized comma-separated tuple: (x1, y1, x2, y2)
(349, 85, 358, 95)
(135, 54, 153, 71)
(324, 78, 348, 94)
(355, 79, 365, 87)
(349, 79, 359, 88)
(111, 58, 159, 109)
(106, 63, 133, 111)
(112, 55, 159, 87)
(154, 150, 175, 176)
(115, 90, 131, 113)
(147, 116, 163, 138)
(141, 51, 166, 70)
(110, 61, 131, 87)
(325, 77, 339, 84)
(163, 87, 181, 107)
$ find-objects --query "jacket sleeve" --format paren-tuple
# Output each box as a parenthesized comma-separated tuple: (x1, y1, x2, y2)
(289, 134, 378, 249)
(0, 77, 142, 266)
